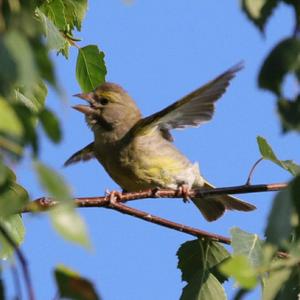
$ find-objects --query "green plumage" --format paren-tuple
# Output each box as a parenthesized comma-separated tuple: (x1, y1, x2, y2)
(66, 63, 256, 221)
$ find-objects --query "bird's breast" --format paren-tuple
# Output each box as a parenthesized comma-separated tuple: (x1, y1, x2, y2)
(94, 133, 199, 191)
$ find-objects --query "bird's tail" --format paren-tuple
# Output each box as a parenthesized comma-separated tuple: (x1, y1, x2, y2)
(191, 181, 256, 222)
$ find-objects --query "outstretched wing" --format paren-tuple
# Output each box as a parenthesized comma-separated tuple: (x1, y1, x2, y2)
(132, 62, 243, 136)
(64, 142, 95, 167)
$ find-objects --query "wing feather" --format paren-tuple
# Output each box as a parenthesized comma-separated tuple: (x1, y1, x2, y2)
(64, 142, 95, 167)
(133, 62, 243, 135)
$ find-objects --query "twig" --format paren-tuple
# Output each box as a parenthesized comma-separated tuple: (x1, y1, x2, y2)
(0, 223, 35, 300)
(62, 32, 80, 49)
(11, 263, 22, 300)
(24, 182, 287, 212)
(245, 157, 264, 185)
(107, 202, 231, 244)
(21, 182, 288, 247)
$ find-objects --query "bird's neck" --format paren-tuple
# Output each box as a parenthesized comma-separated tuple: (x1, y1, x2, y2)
(93, 117, 140, 146)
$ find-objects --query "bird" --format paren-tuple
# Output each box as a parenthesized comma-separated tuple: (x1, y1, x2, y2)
(65, 62, 256, 221)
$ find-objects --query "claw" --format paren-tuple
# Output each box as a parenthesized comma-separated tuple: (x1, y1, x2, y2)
(151, 187, 160, 197)
(105, 190, 122, 204)
(177, 184, 191, 203)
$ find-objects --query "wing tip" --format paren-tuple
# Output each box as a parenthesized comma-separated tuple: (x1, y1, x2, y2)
(63, 157, 75, 168)
(228, 61, 245, 74)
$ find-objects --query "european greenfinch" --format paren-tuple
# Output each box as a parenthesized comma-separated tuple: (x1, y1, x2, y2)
(65, 63, 255, 221)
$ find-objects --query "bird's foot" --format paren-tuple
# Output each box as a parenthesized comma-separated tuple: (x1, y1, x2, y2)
(105, 189, 123, 204)
(150, 187, 160, 197)
(177, 184, 191, 203)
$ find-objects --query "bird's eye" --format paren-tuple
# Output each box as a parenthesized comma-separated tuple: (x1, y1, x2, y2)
(100, 98, 109, 105)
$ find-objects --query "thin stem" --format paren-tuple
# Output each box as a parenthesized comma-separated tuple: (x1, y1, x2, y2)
(11, 263, 22, 300)
(63, 32, 80, 49)
(245, 157, 264, 185)
(0, 224, 35, 300)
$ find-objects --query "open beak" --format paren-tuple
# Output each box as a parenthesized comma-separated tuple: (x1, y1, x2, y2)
(73, 92, 94, 104)
(72, 92, 97, 115)
(72, 105, 96, 116)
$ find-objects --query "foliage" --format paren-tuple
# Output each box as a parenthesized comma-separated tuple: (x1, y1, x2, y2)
(0, 0, 299, 299)
(177, 239, 229, 300)
(54, 265, 100, 300)
(0, 0, 104, 298)
(176, 1, 300, 299)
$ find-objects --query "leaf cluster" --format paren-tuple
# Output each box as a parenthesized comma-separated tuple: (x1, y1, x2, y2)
(0, 1, 105, 298)
(176, 3, 300, 299)
(1, 1, 300, 300)
(242, 0, 300, 133)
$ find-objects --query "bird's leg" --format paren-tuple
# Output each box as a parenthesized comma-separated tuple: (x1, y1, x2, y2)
(151, 187, 161, 197)
(177, 184, 191, 203)
(105, 189, 123, 204)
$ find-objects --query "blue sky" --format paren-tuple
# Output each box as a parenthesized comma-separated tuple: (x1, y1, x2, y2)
(9, 1, 300, 299)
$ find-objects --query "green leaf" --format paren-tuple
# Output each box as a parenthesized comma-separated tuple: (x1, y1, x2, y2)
(0, 161, 11, 188)
(241, 0, 279, 32)
(230, 227, 263, 268)
(180, 272, 227, 300)
(177, 239, 230, 300)
(31, 37, 57, 88)
(63, 0, 88, 31)
(14, 80, 48, 113)
(0, 135, 23, 158)
(262, 265, 292, 300)
(289, 176, 300, 239)
(34, 162, 71, 202)
(0, 97, 23, 137)
(39, 0, 67, 30)
(39, 108, 62, 143)
(230, 230, 265, 290)
(4, 30, 39, 94)
(219, 255, 257, 289)
(0, 215, 25, 259)
(257, 136, 300, 176)
(0, 182, 29, 218)
(272, 269, 300, 300)
(35, 8, 67, 51)
(265, 189, 293, 246)
(35, 162, 90, 247)
(13, 104, 39, 155)
(258, 38, 300, 95)
(0, 37, 18, 96)
(49, 203, 90, 248)
(55, 264, 100, 300)
(277, 96, 300, 133)
(0, 163, 29, 217)
(76, 45, 107, 92)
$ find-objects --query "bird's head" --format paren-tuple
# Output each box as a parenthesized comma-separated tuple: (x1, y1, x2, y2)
(73, 83, 142, 133)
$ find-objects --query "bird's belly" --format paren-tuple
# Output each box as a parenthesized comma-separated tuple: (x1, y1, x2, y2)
(97, 138, 199, 192)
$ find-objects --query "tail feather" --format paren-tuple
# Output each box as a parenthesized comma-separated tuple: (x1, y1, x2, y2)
(218, 194, 256, 211)
(192, 181, 256, 222)
(192, 197, 226, 221)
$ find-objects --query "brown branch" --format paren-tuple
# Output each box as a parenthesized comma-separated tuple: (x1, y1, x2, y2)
(22, 182, 287, 246)
(108, 202, 231, 244)
(0, 223, 35, 300)
(24, 182, 287, 212)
